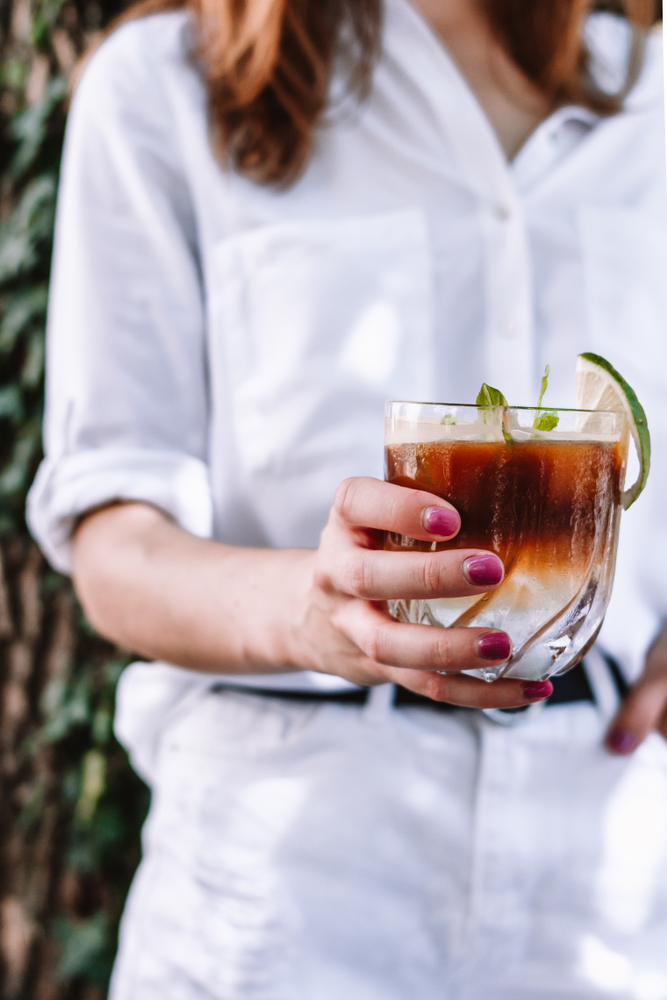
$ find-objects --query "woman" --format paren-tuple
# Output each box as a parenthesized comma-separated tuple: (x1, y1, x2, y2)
(27, 0, 667, 996)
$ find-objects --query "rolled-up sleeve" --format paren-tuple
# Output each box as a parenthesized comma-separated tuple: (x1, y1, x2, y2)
(27, 18, 211, 573)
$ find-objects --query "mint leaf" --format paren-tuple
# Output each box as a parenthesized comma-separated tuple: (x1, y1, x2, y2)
(533, 411, 559, 432)
(476, 383, 510, 438)
(440, 414, 455, 426)
(476, 383, 507, 407)
(536, 364, 550, 412)
(532, 364, 559, 431)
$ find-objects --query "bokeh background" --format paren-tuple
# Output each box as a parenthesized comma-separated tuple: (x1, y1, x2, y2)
(0, 0, 663, 997)
(0, 4, 148, 995)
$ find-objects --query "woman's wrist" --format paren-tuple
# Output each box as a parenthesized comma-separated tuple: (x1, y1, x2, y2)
(73, 502, 322, 675)
(234, 547, 317, 672)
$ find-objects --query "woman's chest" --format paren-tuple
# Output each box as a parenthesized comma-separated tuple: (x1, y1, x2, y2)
(184, 93, 667, 542)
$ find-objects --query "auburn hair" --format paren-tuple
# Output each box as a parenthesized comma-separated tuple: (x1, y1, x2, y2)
(107, 0, 655, 187)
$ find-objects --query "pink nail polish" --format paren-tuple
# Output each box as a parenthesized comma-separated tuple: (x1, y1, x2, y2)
(607, 728, 636, 754)
(478, 632, 511, 661)
(424, 506, 459, 537)
(522, 680, 553, 701)
(463, 554, 503, 586)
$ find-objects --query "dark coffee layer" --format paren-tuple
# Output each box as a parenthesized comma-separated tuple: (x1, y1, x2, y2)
(385, 439, 622, 565)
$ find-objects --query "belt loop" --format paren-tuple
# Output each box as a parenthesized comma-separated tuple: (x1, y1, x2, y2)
(363, 683, 395, 723)
(582, 646, 622, 720)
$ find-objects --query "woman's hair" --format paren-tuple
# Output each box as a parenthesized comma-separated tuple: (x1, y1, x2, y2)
(482, 1, 655, 113)
(109, 0, 655, 187)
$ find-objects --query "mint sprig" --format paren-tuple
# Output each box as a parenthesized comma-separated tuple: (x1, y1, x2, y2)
(533, 411, 559, 431)
(476, 384, 508, 407)
(476, 383, 511, 442)
(533, 365, 559, 432)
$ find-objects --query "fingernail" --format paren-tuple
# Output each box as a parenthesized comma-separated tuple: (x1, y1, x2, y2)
(463, 554, 503, 586)
(606, 728, 636, 754)
(423, 506, 459, 537)
(522, 680, 553, 701)
(478, 632, 512, 661)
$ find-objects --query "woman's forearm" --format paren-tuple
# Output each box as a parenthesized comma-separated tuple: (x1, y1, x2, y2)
(71, 483, 548, 710)
(72, 502, 314, 673)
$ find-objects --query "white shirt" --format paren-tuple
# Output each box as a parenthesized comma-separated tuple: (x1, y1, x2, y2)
(27, 3, 667, 706)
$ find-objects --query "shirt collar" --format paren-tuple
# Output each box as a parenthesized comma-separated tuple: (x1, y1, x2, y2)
(384, 0, 610, 201)
(511, 104, 599, 194)
(382, 0, 517, 208)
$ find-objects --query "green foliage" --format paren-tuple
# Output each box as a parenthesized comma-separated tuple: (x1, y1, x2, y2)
(38, 645, 148, 987)
(54, 913, 113, 985)
(9, 77, 67, 178)
(1, 0, 145, 995)
(0, 175, 57, 277)
(15, 595, 150, 995)
(31, 0, 70, 49)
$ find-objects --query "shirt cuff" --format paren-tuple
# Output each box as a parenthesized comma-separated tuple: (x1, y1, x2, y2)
(26, 447, 213, 573)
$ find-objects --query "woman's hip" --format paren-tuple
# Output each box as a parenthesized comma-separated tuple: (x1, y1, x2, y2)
(109, 688, 667, 1000)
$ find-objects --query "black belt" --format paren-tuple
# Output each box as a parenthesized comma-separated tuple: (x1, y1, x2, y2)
(214, 658, 628, 712)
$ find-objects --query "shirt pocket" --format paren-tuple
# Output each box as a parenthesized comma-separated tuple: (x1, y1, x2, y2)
(578, 204, 667, 390)
(207, 208, 433, 484)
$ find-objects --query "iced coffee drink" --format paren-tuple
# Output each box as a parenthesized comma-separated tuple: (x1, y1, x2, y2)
(385, 402, 628, 681)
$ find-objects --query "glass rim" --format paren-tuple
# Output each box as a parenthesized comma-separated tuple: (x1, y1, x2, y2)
(385, 400, 622, 417)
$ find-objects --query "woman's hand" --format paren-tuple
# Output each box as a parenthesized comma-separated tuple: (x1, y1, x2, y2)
(72, 479, 553, 710)
(291, 477, 553, 709)
(606, 623, 667, 754)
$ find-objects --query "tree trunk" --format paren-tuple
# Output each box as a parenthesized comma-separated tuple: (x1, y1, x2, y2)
(0, 536, 146, 1000)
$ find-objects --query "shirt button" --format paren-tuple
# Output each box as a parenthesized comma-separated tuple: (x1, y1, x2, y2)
(494, 204, 511, 221)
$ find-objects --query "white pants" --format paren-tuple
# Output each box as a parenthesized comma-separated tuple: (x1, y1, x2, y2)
(110, 684, 667, 1000)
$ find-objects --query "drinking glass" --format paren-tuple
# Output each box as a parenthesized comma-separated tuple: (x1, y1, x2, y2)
(384, 400, 629, 682)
